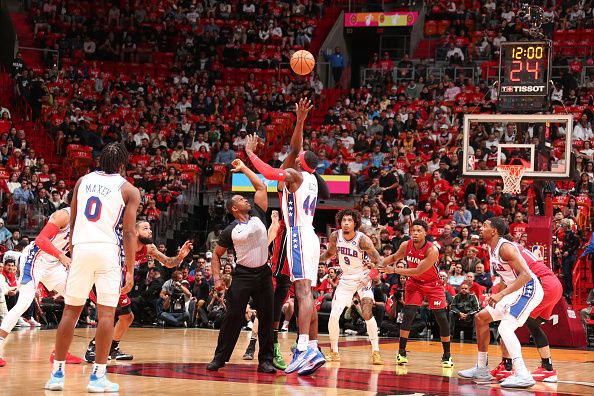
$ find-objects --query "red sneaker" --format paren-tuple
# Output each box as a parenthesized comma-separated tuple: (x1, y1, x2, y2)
(0, 357, 6, 367)
(49, 351, 84, 364)
(490, 361, 513, 381)
(531, 365, 558, 383)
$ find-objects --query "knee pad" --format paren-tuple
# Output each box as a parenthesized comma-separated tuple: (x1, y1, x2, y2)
(433, 308, 450, 337)
(526, 317, 549, 348)
(400, 305, 418, 332)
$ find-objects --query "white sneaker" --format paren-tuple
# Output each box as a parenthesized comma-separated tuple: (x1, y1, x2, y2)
(344, 329, 358, 336)
(16, 318, 30, 327)
(458, 365, 493, 381)
(28, 318, 42, 327)
(500, 372, 536, 388)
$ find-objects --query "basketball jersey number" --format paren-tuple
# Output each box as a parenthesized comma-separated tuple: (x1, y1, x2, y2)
(302, 195, 317, 216)
(84, 196, 102, 222)
(344, 256, 351, 265)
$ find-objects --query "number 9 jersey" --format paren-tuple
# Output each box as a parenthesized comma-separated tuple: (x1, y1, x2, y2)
(72, 171, 127, 247)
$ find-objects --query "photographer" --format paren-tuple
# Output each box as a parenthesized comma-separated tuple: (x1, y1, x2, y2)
(159, 271, 192, 327)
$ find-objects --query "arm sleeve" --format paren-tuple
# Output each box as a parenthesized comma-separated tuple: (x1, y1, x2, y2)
(34, 222, 64, 259)
(249, 154, 287, 181)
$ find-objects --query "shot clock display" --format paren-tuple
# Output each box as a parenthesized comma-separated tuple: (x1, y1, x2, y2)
(497, 41, 552, 112)
(499, 42, 551, 96)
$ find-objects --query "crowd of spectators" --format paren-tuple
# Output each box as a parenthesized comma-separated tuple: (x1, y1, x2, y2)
(2, 1, 594, 341)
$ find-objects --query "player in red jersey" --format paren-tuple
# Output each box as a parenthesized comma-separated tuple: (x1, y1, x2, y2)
(491, 237, 563, 383)
(382, 219, 453, 368)
(83, 221, 192, 362)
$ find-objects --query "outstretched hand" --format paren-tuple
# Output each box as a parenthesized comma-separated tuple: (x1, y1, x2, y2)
(271, 210, 279, 224)
(178, 240, 193, 259)
(245, 134, 259, 154)
(231, 158, 246, 173)
(295, 97, 313, 124)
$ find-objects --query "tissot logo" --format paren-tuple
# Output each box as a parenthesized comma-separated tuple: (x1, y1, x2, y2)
(501, 85, 546, 93)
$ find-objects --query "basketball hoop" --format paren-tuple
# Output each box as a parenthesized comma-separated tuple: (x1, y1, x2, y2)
(497, 165, 526, 194)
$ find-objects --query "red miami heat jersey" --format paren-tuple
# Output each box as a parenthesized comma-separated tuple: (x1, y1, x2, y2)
(405, 239, 439, 284)
(512, 243, 553, 278)
(135, 244, 148, 266)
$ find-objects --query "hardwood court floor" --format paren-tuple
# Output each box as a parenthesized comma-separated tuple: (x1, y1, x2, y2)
(1, 327, 593, 395)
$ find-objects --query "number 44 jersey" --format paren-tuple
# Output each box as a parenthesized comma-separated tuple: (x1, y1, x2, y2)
(281, 171, 318, 230)
(72, 171, 127, 246)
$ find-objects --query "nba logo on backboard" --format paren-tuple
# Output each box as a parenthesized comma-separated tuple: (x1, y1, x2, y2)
(501, 86, 514, 93)
(532, 245, 545, 261)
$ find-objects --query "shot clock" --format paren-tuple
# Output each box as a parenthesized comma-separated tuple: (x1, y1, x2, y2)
(497, 41, 552, 113)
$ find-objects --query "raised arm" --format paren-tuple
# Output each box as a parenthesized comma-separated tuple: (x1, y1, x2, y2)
(245, 134, 303, 187)
(320, 230, 338, 262)
(281, 97, 313, 169)
(393, 244, 439, 277)
(147, 240, 193, 269)
(359, 234, 383, 268)
(232, 156, 268, 212)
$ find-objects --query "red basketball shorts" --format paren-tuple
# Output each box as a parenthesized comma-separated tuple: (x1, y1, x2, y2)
(405, 279, 447, 310)
(530, 273, 563, 320)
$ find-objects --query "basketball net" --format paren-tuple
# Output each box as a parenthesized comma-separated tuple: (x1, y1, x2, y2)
(497, 164, 526, 194)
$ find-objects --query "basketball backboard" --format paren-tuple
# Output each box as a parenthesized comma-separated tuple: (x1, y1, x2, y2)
(462, 114, 573, 179)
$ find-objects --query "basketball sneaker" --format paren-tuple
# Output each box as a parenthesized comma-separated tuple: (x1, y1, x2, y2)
(272, 343, 287, 370)
(285, 347, 316, 374)
(28, 318, 42, 327)
(87, 374, 119, 393)
(325, 351, 340, 362)
(441, 356, 454, 368)
(458, 365, 493, 381)
(491, 361, 513, 381)
(500, 372, 536, 388)
(50, 351, 84, 364)
(44, 370, 65, 391)
(109, 346, 133, 361)
(0, 357, 6, 367)
(531, 365, 558, 383)
(243, 342, 255, 360)
(298, 348, 326, 376)
(396, 354, 408, 365)
(85, 340, 96, 363)
(371, 351, 383, 365)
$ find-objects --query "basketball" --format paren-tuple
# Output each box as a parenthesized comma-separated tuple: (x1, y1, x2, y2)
(290, 50, 315, 75)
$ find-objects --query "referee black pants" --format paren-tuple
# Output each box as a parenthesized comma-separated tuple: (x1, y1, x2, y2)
(213, 264, 274, 365)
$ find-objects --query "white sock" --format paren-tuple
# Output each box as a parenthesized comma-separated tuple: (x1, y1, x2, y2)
(53, 360, 65, 374)
(92, 363, 107, 377)
(366, 318, 379, 351)
(478, 352, 488, 368)
(512, 357, 529, 376)
(282, 320, 289, 329)
(297, 334, 309, 352)
(308, 339, 318, 349)
(328, 310, 341, 352)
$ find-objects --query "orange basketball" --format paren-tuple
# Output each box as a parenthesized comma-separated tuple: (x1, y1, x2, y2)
(290, 50, 315, 76)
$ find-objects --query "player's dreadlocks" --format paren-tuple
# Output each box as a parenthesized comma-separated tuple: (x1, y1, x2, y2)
(99, 142, 129, 174)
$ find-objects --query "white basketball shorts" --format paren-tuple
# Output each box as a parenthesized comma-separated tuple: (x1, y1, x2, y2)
(65, 243, 123, 307)
(19, 243, 67, 294)
(286, 227, 320, 284)
(332, 272, 374, 311)
(486, 276, 544, 326)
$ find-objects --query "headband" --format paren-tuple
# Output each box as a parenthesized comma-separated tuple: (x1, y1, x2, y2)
(299, 151, 315, 173)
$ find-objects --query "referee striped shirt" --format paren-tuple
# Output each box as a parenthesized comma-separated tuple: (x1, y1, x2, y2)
(217, 204, 268, 268)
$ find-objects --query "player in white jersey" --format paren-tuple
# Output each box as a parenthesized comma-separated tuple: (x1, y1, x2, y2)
(246, 99, 328, 376)
(459, 217, 543, 389)
(46, 142, 140, 393)
(319, 209, 384, 365)
(0, 194, 81, 367)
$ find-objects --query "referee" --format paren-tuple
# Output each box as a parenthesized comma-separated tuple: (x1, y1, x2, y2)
(207, 156, 276, 373)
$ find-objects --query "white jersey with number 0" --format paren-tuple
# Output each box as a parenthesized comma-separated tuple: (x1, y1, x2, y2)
(282, 171, 318, 229)
(72, 171, 126, 246)
(336, 230, 365, 275)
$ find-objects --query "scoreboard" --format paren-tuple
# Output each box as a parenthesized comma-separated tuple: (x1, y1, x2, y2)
(497, 41, 552, 113)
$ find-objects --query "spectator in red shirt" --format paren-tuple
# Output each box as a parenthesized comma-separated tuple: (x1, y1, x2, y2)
(317, 267, 339, 296)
